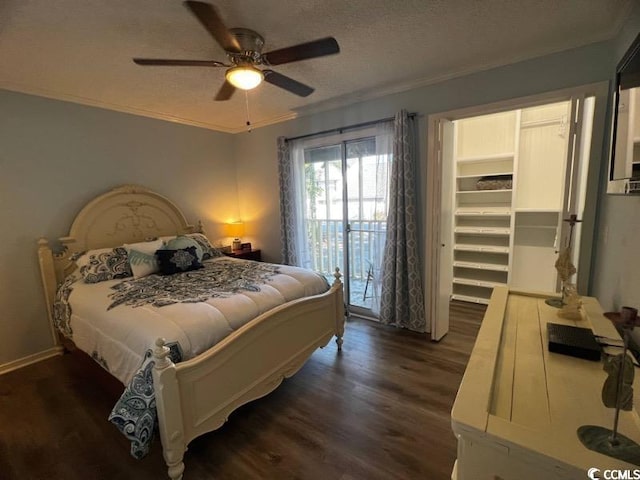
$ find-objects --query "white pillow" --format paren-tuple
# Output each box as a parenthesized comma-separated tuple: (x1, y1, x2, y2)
(124, 239, 164, 279)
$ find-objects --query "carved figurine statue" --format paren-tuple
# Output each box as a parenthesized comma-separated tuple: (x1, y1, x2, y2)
(549, 214, 582, 311)
(557, 282, 582, 320)
(554, 245, 577, 283)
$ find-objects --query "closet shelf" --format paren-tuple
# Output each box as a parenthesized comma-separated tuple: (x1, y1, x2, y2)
(455, 207, 511, 217)
(453, 277, 507, 288)
(456, 153, 514, 164)
(455, 227, 511, 235)
(520, 117, 566, 129)
(451, 294, 490, 305)
(514, 225, 558, 230)
(454, 244, 510, 254)
(453, 261, 509, 272)
(457, 171, 514, 179)
(514, 208, 560, 213)
(456, 189, 513, 194)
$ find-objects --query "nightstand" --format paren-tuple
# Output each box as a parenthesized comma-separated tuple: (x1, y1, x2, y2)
(225, 249, 261, 261)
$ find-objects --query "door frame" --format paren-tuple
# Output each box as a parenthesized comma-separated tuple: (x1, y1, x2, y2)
(425, 81, 609, 340)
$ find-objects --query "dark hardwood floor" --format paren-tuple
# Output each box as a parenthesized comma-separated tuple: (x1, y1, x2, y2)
(0, 301, 484, 480)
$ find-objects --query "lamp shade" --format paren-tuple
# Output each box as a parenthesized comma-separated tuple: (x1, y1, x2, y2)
(225, 66, 263, 90)
(225, 222, 245, 238)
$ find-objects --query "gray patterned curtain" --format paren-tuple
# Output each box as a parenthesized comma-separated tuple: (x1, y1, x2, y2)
(277, 137, 298, 265)
(277, 136, 310, 267)
(379, 110, 426, 332)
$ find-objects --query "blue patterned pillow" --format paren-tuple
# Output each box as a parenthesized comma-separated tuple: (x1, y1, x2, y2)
(125, 239, 164, 278)
(77, 247, 133, 283)
(164, 236, 203, 261)
(160, 233, 223, 260)
(156, 246, 203, 275)
(187, 233, 224, 260)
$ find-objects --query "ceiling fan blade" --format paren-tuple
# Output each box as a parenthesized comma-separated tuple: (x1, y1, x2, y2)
(263, 70, 314, 97)
(263, 37, 339, 66)
(184, 1, 241, 53)
(133, 58, 227, 67)
(214, 80, 236, 101)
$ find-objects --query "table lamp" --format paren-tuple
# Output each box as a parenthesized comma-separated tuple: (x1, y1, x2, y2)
(225, 222, 245, 251)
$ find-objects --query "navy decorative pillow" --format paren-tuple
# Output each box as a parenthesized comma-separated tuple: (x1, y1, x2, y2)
(78, 247, 133, 283)
(156, 246, 203, 275)
(164, 236, 204, 262)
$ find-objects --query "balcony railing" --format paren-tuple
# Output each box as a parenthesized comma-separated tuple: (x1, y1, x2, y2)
(307, 219, 387, 282)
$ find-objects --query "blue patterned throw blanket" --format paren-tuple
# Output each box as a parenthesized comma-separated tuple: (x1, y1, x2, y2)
(108, 342, 183, 459)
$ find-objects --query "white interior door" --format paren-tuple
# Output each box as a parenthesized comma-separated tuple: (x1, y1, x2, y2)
(559, 95, 596, 291)
(430, 119, 454, 340)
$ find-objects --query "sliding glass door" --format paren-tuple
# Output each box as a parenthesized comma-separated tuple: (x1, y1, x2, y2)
(304, 144, 344, 287)
(302, 128, 392, 317)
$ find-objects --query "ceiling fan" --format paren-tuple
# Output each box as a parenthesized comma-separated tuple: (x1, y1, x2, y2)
(133, 1, 340, 101)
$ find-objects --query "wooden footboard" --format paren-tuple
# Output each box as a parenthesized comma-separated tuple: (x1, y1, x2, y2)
(152, 273, 345, 480)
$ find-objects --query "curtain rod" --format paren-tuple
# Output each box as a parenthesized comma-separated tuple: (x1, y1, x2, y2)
(285, 112, 418, 143)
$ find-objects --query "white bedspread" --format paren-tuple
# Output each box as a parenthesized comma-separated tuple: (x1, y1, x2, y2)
(65, 257, 329, 385)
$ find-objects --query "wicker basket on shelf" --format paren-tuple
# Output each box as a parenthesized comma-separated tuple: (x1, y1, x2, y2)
(476, 175, 513, 190)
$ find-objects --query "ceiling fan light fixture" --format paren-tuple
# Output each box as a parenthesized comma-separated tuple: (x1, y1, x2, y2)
(225, 65, 264, 90)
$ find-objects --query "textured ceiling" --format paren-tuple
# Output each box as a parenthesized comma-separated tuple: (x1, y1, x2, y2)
(0, 0, 633, 133)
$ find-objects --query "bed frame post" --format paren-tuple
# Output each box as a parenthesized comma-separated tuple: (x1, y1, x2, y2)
(37, 238, 63, 349)
(153, 338, 186, 480)
(333, 268, 345, 351)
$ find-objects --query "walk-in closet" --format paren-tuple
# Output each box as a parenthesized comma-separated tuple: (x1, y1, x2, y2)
(446, 100, 592, 305)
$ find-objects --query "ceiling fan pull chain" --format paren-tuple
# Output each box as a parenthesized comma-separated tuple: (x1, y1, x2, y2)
(245, 90, 252, 132)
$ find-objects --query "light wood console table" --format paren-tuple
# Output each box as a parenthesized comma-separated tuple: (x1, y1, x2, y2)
(451, 287, 640, 479)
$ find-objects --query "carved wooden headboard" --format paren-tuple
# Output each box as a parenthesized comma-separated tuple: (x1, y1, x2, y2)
(37, 184, 199, 346)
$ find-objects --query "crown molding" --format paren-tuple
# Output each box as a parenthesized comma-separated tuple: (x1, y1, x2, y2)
(0, 80, 301, 134)
(0, 81, 243, 133)
(294, 34, 618, 118)
(0, 20, 623, 136)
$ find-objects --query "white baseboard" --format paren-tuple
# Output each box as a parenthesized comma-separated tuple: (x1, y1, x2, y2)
(0, 346, 64, 376)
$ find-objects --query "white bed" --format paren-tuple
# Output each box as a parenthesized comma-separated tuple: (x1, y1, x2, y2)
(37, 184, 345, 480)
(60, 256, 331, 387)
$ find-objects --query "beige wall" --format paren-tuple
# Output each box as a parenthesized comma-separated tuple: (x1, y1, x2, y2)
(0, 91, 236, 367)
